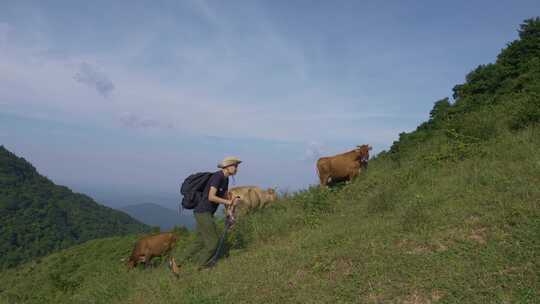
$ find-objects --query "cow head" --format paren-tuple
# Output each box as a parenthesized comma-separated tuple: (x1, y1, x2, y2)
(355, 144, 372, 162)
(127, 259, 136, 269)
(265, 188, 278, 201)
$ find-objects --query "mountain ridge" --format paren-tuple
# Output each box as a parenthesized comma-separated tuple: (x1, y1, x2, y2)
(0, 146, 150, 270)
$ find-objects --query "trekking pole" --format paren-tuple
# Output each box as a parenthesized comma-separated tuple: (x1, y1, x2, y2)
(206, 197, 238, 267)
(206, 216, 232, 267)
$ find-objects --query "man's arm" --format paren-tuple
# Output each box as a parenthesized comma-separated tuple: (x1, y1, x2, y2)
(208, 186, 233, 205)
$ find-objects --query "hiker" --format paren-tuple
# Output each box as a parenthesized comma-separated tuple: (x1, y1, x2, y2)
(171, 156, 241, 273)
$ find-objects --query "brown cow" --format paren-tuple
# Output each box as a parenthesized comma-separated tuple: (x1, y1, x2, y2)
(127, 232, 178, 269)
(316, 144, 372, 186)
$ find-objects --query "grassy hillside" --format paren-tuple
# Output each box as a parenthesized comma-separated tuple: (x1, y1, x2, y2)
(0, 147, 150, 270)
(0, 18, 539, 304)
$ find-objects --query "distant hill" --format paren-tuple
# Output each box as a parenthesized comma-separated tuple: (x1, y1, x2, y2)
(120, 203, 195, 230)
(0, 146, 150, 270)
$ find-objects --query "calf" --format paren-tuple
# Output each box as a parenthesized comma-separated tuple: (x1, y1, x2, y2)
(127, 232, 178, 269)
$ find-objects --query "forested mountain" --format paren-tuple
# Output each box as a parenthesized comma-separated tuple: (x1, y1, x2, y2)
(0, 146, 150, 269)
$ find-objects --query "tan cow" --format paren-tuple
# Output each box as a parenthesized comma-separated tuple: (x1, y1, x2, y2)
(127, 232, 178, 269)
(316, 144, 372, 186)
(226, 186, 278, 218)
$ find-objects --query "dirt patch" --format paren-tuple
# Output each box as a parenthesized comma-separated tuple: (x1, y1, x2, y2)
(396, 239, 449, 254)
(434, 243, 448, 252)
(395, 239, 410, 248)
(430, 290, 444, 302)
(468, 227, 488, 245)
(327, 257, 354, 281)
(465, 215, 481, 224)
(288, 269, 307, 288)
(431, 225, 489, 247)
(400, 290, 445, 304)
(132, 293, 147, 304)
(334, 257, 354, 274)
(366, 292, 384, 303)
(498, 262, 533, 276)
(408, 245, 431, 254)
(402, 291, 431, 304)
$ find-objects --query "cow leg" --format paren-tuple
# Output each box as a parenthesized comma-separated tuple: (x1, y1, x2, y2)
(143, 253, 152, 269)
(347, 169, 359, 183)
(319, 173, 329, 187)
(134, 255, 145, 269)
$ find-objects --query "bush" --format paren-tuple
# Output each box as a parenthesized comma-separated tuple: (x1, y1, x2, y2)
(509, 95, 540, 130)
(292, 186, 334, 215)
(454, 108, 500, 141)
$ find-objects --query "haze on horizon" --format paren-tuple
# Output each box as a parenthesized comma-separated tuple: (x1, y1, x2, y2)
(1, 0, 538, 209)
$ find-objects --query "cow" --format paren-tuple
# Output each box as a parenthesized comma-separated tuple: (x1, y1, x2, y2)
(127, 232, 178, 269)
(316, 144, 372, 187)
(225, 186, 278, 220)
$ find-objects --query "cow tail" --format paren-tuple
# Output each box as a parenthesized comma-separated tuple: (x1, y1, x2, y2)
(315, 159, 321, 183)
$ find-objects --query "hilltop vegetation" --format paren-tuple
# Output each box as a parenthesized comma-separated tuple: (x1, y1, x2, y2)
(0, 18, 539, 304)
(0, 147, 150, 270)
(389, 17, 540, 161)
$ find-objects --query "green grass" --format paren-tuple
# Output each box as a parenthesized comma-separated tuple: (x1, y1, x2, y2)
(0, 126, 538, 304)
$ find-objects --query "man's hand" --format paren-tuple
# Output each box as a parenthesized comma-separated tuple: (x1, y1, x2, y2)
(224, 194, 239, 226)
(229, 196, 240, 206)
(226, 197, 240, 226)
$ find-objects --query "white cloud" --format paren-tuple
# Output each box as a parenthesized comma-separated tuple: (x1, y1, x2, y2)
(0, 42, 405, 144)
(187, 0, 220, 26)
(74, 62, 115, 98)
(0, 11, 411, 148)
(119, 112, 160, 129)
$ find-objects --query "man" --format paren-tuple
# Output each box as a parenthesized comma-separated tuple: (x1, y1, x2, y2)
(171, 156, 241, 273)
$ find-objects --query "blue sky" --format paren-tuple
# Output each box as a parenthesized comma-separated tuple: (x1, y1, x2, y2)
(1, 0, 538, 209)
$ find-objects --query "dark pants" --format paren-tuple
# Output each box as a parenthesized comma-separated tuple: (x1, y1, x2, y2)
(179, 212, 219, 266)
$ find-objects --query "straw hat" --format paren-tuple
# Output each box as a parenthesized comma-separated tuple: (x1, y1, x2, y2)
(217, 156, 242, 168)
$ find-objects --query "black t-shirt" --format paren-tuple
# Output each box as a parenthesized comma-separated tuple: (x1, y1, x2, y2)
(194, 170, 229, 214)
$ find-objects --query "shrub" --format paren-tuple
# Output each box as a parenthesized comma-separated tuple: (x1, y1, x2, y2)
(509, 94, 540, 130)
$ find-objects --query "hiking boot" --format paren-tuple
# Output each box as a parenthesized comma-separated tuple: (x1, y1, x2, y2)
(197, 265, 212, 272)
(197, 262, 216, 272)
